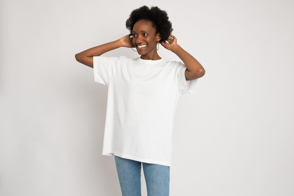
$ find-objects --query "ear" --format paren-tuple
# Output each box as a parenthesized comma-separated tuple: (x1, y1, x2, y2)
(156, 32, 161, 42)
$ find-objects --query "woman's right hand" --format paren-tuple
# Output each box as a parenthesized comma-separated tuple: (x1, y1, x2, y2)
(118, 34, 136, 48)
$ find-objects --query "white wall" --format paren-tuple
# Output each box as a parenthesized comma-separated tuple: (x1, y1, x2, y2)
(1, 0, 293, 195)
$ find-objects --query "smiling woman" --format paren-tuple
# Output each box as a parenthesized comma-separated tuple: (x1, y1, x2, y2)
(75, 5, 205, 196)
(129, 20, 161, 60)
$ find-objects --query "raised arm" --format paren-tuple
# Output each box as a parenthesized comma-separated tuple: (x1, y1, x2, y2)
(75, 34, 135, 68)
(75, 40, 122, 68)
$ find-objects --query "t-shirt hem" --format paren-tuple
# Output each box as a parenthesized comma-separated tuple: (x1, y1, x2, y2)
(102, 151, 171, 167)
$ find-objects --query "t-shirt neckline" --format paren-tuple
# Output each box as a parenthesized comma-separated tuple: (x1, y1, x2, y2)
(136, 57, 164, 64)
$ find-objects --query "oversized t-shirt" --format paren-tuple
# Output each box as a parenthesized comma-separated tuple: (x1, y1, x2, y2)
(93, 55, 198, 167)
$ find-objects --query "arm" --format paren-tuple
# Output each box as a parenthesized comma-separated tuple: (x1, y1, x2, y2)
(75, 40, 122, 68)
(172, 44, 205, 80)
(161, 35, 206, 80)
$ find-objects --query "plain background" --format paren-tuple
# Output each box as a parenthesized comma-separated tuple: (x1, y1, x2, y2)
(1, 0, 293, 195)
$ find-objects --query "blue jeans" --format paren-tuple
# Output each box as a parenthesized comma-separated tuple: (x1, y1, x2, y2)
(114, 155, 170, 196)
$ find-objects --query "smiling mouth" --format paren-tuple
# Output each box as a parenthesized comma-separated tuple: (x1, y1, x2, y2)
(137, 45, 147, 49)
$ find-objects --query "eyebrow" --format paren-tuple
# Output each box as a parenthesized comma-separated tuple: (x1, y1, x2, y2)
(132, 30, 149, 33)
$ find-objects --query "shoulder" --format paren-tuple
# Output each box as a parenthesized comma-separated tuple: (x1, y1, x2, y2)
(162, 60, 185, 71)
(171, 60, 185, 67)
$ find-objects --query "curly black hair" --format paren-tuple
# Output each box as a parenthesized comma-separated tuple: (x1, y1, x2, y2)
(126, 5, 173, 43)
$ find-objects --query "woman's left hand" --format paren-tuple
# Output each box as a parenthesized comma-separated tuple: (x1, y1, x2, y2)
(160, 35, 178, 52)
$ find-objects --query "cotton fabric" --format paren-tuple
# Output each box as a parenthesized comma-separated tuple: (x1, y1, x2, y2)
(93, 55, 197, 166)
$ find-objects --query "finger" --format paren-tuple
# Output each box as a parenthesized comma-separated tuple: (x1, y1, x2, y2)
(161, 41, 168, 47)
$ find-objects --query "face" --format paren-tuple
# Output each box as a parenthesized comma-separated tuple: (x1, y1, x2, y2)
(131, 19, 161, 56)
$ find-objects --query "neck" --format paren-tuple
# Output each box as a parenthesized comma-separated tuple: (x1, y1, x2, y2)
(140, 43, 161, 60)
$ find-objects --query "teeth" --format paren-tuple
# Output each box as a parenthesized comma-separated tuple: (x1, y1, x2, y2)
(138, 45, 147, 48)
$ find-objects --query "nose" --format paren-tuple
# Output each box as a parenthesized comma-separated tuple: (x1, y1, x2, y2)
(134, 35, 144, 45)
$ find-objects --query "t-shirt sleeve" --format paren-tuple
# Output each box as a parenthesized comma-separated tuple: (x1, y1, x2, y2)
(174, 61, 198, 95)
(93, 56, 121, 86)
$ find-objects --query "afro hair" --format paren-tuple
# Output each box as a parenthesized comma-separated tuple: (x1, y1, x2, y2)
(126, 5, 173, 43)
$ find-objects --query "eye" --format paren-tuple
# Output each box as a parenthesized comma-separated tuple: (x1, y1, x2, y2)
(130, 33, 148, 38)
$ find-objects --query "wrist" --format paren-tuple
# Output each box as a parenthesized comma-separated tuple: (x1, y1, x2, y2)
(115, 39, 123, 48)
(171, 44, 181, 53)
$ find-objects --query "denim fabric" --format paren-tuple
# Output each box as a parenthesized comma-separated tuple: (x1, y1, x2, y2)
(114, 155, 170, 196)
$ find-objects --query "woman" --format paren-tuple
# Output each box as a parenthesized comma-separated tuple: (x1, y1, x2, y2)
(75, 5, 205, 196)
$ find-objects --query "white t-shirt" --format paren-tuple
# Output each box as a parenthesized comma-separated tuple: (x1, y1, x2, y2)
(93, 55, 197, 167)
